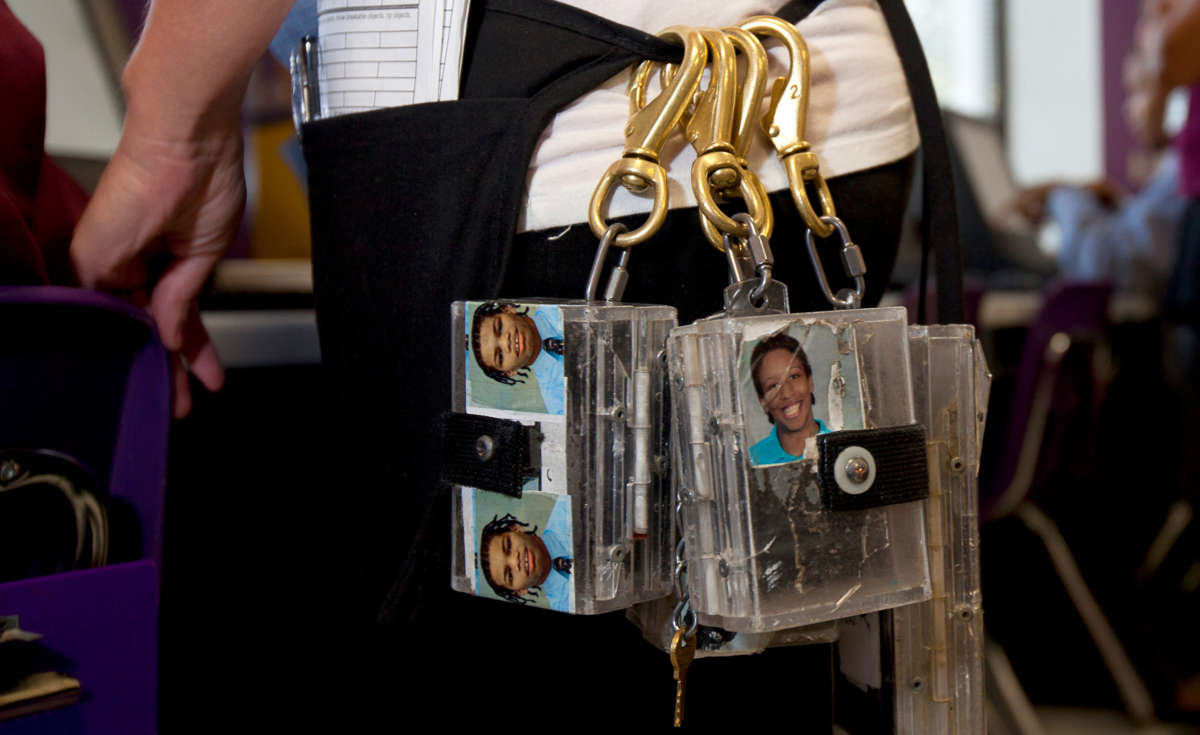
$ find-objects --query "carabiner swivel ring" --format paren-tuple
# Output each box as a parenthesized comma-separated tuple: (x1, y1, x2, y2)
(588, 28, 707, 247)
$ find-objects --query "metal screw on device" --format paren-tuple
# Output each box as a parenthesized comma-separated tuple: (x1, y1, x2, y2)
(833, 445, 875, 495)
(475, 435, 496, 462)
(844, 457, 870, 484)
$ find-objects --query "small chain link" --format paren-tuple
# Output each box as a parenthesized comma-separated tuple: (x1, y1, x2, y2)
(672, 493, 697, 637)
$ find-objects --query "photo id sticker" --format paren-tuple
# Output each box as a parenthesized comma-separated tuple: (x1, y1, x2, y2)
(464, 480, 576, 613)
(739, 322, 865, 468)
(465, 301, 566, 416)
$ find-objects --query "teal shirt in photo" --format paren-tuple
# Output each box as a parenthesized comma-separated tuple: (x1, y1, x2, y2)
(749, 418, 830, 466)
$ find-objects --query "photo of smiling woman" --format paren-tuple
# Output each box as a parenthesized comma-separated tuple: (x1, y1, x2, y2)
(741, 325, 864, 468)
(748, 333, 832, 466)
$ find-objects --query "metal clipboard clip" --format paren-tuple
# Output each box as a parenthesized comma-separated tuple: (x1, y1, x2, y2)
(290, 35, 321, 137)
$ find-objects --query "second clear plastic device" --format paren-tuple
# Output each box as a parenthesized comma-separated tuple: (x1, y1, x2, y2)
(667, 305, 932, 632)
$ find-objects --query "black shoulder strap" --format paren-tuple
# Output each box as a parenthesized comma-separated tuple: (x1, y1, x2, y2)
(777, 0, 965, 323)
(874, 0, 965, 324)
(775, 0, 825, 23)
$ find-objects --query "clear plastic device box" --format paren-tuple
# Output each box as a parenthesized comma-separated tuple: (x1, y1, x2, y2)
(628, 594, 841, 657)
(892, 325, 990, 734)
(449, 300, 676, 614)
(667, 306, 931, 632)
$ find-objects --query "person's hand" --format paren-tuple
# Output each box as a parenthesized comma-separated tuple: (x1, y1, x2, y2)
(66, 0, 297, 418)
(1124, 48, 1170, 148)
(69, 117, 246, 418)
(1123, 0, 1200, 146)
(1011, 183, 1062, 225)
(1082, 178, 1124, 209)
(1011, 178, 1122, 225)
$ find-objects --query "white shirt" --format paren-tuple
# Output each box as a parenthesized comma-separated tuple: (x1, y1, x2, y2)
(519, 0, 919, 232)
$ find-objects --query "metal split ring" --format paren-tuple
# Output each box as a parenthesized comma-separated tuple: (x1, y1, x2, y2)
(804, 215, 866, 309)
(585, 223, 631, 301)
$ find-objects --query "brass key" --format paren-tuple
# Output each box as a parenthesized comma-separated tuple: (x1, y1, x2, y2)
(669, 627, 697, 727)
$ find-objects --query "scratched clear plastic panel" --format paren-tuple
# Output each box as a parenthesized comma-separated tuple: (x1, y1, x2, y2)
(449, 300, 676, 614)
(892, 325, 990, 734)
(667, 306, 931, 632)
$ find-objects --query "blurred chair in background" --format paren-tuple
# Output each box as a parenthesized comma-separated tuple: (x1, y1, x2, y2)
(0, 286, 171, 733)
(974, 281, 1170, 726)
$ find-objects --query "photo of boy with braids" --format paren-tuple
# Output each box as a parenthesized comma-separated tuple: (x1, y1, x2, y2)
(476, 492, 573, 611)
(468, 301, 565, 415)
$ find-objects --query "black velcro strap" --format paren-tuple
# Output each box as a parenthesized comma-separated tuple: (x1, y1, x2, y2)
(816, 425, 928, 511)
(441, 413, 538, 497)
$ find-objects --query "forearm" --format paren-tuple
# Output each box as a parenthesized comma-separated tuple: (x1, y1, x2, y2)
(1047, 187, 1117, 281)
(1160, 0, 1200, 90)
(1047, 165, 1181, 288)
(121, 0, 297, 142)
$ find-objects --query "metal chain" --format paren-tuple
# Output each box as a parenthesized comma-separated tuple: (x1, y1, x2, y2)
(672, 493, 698, 637)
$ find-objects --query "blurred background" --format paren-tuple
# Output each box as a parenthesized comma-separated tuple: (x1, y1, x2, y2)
(8, 0, 1200, 732)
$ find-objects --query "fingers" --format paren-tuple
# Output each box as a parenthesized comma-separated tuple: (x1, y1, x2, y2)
(151, 257, 226, 420)
(1086, 179, 1124, 209)
(1010, 185, 1052, 225)
(147, 256, 226, 417)
(149, 252, 223, 351)
(181, 304, 225, 393)
(68, 128, 238, 421)
(169, 309, 225, 418)
(172, 354, 193, 419)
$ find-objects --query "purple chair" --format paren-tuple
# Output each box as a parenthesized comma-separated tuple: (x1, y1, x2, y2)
(981, 280, 1112, 520)
(0, 286, 170, 734)
(980, 281, 1160, 725)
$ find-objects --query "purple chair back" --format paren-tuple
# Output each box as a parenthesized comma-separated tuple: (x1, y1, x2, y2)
(0, 286, 170, 733)
(980, 280, 1112, 519)
(0, 286, 170, 568)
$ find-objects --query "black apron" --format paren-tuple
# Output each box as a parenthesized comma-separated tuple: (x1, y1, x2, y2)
(300, 0, 959, 726)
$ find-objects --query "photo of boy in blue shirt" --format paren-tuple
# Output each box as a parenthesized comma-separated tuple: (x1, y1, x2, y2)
(468, 301, 564, 415)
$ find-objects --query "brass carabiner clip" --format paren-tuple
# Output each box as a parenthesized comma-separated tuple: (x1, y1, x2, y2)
(696, 27, 773, 250)
(722, 27, 767, 170)
(740, 15, 836, 238)
(588, 28, 707, 247)
(684, 29, 739, 190)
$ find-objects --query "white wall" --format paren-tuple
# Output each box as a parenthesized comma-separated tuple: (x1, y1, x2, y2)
(10, 0, 123, 159)
(1005, 0, 1104, 186)
(907, 0, 998, 119)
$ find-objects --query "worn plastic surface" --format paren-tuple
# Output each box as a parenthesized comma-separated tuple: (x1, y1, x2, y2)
(667, 306, 931, 632)
(449, 300, 676, 614)
(892, 325, 990, 735)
